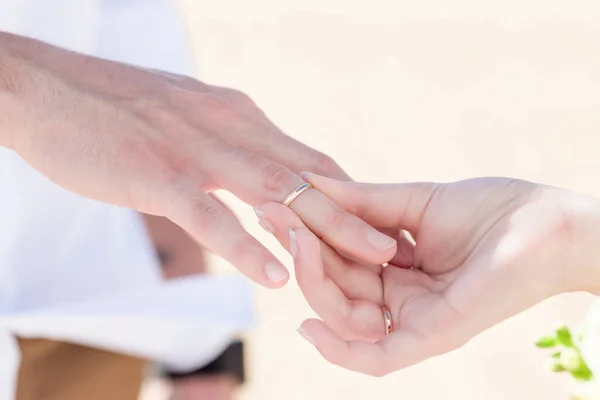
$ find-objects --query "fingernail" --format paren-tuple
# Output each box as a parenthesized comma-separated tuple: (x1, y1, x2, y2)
(289, 229, 297, 258)
(265, 261, 288, 283)
(254, 208, 275, 234)
(367, 229, 397, 251)
(398, 239, 415, 259)
(297, 327, 316, 346)
(258, 219, 275, 234)
(299, 171, 315, 180)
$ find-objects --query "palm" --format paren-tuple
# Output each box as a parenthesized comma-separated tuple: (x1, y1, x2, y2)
(381, 177, 568, 345)
(415, 178, 534, 275)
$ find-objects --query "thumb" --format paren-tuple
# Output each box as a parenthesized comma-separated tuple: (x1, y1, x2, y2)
(301, 172, 439, 233)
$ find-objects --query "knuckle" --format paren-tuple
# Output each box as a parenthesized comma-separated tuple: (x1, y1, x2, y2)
(353, 200, 371, 221)
(346, 308, 378, 339)
(328, 306, 356, 339)
(195, 93, 242, 123)
(329, 208, 348, 229)
(130, 97, 180, 125)
(189, 200, 225, 231)
(198, 93, 231, 111)
(260, 162, 294, 193)
(224, 89, 255, 108)
(236, 148, 264, 170)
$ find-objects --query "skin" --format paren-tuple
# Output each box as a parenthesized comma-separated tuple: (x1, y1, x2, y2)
(258, 174, 600, 376)
(0, 31, 414, 288)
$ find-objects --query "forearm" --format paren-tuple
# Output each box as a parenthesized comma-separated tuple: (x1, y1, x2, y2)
(0, 31, 38, 151)
(0, 31, 80, 151)
(0, 32, 21, 150)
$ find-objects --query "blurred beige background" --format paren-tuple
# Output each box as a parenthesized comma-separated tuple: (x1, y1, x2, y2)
(153, 1, 600, 399)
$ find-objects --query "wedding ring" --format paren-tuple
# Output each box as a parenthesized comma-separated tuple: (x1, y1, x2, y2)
(282, 182, 312, 207)
(382, 305, 393, 336)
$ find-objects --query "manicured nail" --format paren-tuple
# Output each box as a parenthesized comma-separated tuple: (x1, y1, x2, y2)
(254, 208, 274, 234)
(398, 239, 415, 259)
(289, 229, 297, 258)
(258, 219, 275, 234)
(297, 327, 316, 346)
(265, 261, 288, 283)
(367, 229, 397, 251)
(299, 171, 315, 180)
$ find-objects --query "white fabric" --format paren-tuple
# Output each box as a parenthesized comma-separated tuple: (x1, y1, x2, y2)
(0, 1, 254, 399)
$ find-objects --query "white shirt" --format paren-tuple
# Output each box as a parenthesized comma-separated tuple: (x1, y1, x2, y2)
(0, 1, 253, 398)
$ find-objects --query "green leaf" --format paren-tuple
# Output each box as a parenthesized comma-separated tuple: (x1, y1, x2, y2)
(556, 325, 574, 348)
(536, 335, 558, 348)
(569, 358, 594, 382)
(551, 351, 561, 359)
(570, 365, 593, 382)
(551, 362, 566, 373)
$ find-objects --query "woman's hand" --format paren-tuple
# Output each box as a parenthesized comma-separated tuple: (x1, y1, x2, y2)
(258, 175, 600, 376)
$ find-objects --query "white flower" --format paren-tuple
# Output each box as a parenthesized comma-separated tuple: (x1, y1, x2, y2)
(580, 300, 600, 379)
(575, 299, 600, 400)
(562, 348, 582, 371)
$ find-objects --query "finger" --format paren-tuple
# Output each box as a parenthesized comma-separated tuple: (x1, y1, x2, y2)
(298, 274, 467, 375)
(258, 202, 383, 304)
(302, 173, 440, 234)
(199, 141, 397, 266)
(260, 201, 380, 275)
(185, 90, 351, 180)
(298, 319, 440, 377)
(378, 227, 415, 268)
(332, 248, 383, 274)
(291, 189, 397, 266)
(207, 192, 235, 214)
(163, 180, 289, 288)
(288, 227, 384, 341)
(298, 319, 392, 376)
(336, 228, 414, 270)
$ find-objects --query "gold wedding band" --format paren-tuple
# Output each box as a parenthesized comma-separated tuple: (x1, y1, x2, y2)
(382, 305, 393, 336)
(282, 182, 312, 207)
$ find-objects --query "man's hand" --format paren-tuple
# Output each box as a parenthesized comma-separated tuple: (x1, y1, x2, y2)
(0, 32, 401, 287)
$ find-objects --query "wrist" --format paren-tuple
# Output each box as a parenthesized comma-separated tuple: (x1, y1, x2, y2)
(0, 32, 24, 151)
(558, 188, 600, 294)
